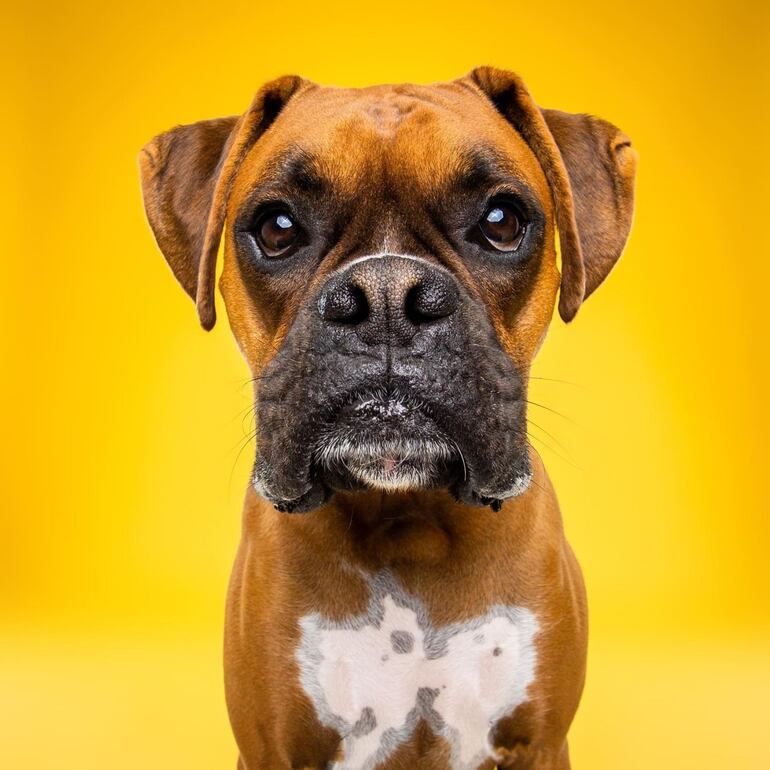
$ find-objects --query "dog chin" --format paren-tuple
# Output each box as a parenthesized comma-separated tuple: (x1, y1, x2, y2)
(311, 388, 463, 493)
(314, 435, 457, 492)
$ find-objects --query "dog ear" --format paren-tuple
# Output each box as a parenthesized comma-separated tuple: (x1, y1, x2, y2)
(139, 75, 306, 330)
(541, 108, 637, 313)
(467, 67, 637, 322)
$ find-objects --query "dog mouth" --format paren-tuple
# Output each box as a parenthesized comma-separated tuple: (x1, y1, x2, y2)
(312, 388, 463, 493)
(254, 380, 533, 514)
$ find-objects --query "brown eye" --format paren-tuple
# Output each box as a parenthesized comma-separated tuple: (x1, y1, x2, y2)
(478, 201, 525, 252)
(255, 210, 301, 258)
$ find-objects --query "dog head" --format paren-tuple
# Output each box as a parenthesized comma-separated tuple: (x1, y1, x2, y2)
(139, 68, 636, 513)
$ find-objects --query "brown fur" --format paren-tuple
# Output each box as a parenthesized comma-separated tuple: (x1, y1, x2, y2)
(139, 68, 636, 769)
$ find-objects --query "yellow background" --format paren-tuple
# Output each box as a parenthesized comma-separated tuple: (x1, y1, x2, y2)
(3, 1, 769, 767)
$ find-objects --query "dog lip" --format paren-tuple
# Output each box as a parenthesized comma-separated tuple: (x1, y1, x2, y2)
(475, 471, 533, 501)
(251, 475, 330, 513)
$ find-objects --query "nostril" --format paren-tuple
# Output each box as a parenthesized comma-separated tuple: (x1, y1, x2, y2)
(405, 280, 457, 325)
(318, 283, 369, 324)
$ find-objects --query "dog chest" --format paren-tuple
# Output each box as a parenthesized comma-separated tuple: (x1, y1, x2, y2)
(295, 571, 538, 770)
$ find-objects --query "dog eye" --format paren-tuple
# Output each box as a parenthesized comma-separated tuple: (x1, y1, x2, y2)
(255, 209, 301, 258)
(478, 201, 525, 252)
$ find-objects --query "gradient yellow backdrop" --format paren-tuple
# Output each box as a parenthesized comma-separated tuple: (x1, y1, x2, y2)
(3, 1, 769, 767)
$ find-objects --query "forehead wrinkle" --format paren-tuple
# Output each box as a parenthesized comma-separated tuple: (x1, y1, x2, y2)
(230, 144, 332, 221)
(254, 144, 325, 192)
(449, 144, 534, 193)
(455, 145, 507, 188)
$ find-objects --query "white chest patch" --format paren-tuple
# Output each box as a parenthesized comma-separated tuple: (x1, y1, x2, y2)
(296, 571, 538, 770)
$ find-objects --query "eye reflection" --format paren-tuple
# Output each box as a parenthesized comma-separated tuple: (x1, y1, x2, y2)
(256, 210, 301, 258)
(478, 201, 525, 252)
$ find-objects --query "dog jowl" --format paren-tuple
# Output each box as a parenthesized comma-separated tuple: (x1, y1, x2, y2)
(139, 67, 636, 770)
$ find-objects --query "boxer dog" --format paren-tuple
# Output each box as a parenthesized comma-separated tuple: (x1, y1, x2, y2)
(139, 67, 636, 770)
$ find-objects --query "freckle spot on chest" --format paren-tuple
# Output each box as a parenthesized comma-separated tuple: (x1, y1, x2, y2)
(391, 629, 415, 654)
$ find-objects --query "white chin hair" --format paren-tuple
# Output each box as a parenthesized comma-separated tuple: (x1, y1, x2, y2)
(315, 437, 454, 491)
(348, 465, 431, 492)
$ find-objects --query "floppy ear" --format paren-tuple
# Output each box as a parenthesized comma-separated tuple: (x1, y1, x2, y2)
(542, 108, 637, 310)
(139, 75, 305, 330)
(467, 67, 637, 322)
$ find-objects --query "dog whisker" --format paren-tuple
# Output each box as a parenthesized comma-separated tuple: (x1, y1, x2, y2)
(526, 433, 580, 471)
(526, 418, 573, 459)
(525, 399, 576, 424)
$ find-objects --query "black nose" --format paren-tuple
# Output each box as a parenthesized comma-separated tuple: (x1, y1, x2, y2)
(317, 256, 459, 346)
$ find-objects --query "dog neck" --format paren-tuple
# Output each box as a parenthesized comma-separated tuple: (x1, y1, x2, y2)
(242, 454, 558, 572)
